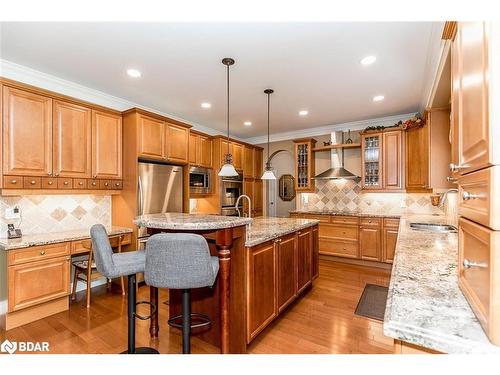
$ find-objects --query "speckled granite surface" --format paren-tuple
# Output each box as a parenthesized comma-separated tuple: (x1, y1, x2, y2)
(289, 209, 401, 218)
(0, 226, 132, 251)
(383, 214, 500, 354)
(134, 213, 252, 231)
(245, 217, 320, 247)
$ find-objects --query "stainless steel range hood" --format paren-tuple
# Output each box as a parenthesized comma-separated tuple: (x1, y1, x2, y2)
(313, 131, 359, 180)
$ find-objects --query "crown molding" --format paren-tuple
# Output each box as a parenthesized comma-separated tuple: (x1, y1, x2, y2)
(0, 59, 226, 137)
(244, 112, 416, 145)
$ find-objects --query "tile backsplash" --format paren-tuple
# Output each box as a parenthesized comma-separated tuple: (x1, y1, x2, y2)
(0, 195, 111, 238)
(297, 179, 444, 215)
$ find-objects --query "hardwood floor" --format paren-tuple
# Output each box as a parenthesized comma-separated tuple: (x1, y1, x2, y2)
(0, 259, 394, 354)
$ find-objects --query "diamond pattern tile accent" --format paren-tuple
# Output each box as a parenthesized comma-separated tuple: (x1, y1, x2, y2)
(50, 208, 67, 222)
(71, 206, 88, 220)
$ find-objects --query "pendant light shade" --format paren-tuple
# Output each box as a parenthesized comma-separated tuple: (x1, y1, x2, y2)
(218, 57, 238, 177)
(261, 89, 276, 180)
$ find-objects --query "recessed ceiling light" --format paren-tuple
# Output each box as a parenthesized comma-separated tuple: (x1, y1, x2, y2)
(244, 121, 252, 126)
(299, 110, 309, 116)
(201, 102, 211, 109)
(126, 68, 141, 78)
(361, 55, 377, 65)
(373, 95, 385, 102)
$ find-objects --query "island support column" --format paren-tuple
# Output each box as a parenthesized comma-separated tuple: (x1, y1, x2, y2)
(216, 227, 233, 354)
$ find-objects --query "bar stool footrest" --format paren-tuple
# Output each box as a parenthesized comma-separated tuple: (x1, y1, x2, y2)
(168, 313, 211, 329)
(120, 347, 159, 354)
(134, 300, 156, 321)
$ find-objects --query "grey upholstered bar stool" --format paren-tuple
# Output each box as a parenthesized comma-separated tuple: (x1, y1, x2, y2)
(144, 233, 219, 354)
(90, 224, 159, 354)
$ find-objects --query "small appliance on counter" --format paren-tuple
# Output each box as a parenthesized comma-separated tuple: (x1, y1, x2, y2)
(5, 206, 22, 239)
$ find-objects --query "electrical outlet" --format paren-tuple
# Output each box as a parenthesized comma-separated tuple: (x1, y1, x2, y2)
(400, 199, 407, 208)
(5, 206, 21, 220)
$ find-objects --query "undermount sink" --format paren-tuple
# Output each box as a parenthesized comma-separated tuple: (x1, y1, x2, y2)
(410, 222, 458, 233)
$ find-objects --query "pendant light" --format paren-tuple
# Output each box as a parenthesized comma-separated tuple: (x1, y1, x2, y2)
(261, 88, 276, 180)
(218, 58, 239, 177)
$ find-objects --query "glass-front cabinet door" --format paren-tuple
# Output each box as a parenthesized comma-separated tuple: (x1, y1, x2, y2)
(361, 133, 383, 190)
(293, 138, 316, 192)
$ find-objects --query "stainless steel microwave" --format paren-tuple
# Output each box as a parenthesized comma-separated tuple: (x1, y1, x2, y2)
(189, 166, 212, 194)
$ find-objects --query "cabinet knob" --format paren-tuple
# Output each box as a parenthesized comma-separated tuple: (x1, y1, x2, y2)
(463, 258, 487, 269)
(79, 182, 84, 186)
(462, 191, 481, 201)
(54, 173, 60, 177)
(104, 182, 109, 187)
(92, 182, 97, 186)
(40, 250, 45, 255)
(48, 181, 53, 185)
(48, 172, 53, 176)
(64, 181, 69, 185)
(30, 180, 36, 185)
(11, 180, 17, 184)
(115, 182, 120, 186)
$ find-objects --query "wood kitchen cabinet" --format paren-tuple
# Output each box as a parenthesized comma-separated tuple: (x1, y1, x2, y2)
(293, 138, 316, 192)
(53, 100, 92, 178)
(231, 142, 243, 171)
(297, 228, 312, 293)
(243, 178, 254, 217)
(312, 225, 319, 279)
(165, 123, 189, 164)
(254, 148, 263, 178)
(382, 218, 400, 263)
(277, 234, 297, 312)
(246, 240, 277, 341)
(383, 130, 404, 190)
(405, 124, 430, 191)
(2, 86, 53, 176)
(138, 115, 165, 160)
(92, 110, 122, 179)
(189, 131, 212, 168)
(359, 226, 382, 262)
(243, 145, 255, 178)
(253, 179, 263, 217)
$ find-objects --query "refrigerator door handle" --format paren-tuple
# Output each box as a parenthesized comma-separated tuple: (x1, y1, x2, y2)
(138, 176, 144, 215)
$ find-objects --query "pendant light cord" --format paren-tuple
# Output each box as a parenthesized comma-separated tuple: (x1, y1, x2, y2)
(267, 92, 270, 164)
(226, 64, 230, 155)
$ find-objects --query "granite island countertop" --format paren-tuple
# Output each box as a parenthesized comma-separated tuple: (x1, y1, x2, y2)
(134, 212, 252, 231)
(383, 214, 500, 354)
(0, 226, 133, 251)
(245, 217, 320, 247)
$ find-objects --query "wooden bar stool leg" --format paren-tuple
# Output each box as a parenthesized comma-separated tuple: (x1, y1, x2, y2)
(71, 268, 79, 301)
(121, 276, 126, 295)
(86, 250, 93, 308)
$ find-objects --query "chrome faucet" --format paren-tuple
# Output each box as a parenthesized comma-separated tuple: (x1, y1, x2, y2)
(439, 188, 459, 207)
(235, 195, 252, 218)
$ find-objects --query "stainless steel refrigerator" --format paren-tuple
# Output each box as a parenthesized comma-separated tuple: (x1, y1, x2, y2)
(137, 162, 183, 247)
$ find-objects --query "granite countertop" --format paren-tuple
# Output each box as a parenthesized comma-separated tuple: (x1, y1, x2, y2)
(289, 209, 401, 218)
(0, 226, 133, 251)
(134, 213, 252, 231)
(383, 214, 500, 354)
(245, 217, 320, 247)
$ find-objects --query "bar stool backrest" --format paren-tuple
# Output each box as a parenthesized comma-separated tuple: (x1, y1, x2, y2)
(145, 233, 218, 289)
(90, 224, 116, 278)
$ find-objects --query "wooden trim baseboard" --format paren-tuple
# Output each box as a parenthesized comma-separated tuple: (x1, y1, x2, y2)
(5, 296, 69, 330)
(319, 254, 392, 270)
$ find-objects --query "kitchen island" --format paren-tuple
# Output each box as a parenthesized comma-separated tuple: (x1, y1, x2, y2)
(134, 213, 319, 353)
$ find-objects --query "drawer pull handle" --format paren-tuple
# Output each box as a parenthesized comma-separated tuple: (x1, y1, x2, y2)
(30, 180, 36, 185)
(449, 163, 469, 172)
(115, 183, 120, 186)
(462, 192, 481, 201)
(40, 250, 45, 255)
(48, 172, 52, 176)
(463, 259, 487, 269)
(64, 181, 69, 185)
(104, 182, 109, 186)
(48, 181, 53, 185)
(79, 182, 84, 186)
(11, 180, 17, 184)
(92, 182, 97, 186)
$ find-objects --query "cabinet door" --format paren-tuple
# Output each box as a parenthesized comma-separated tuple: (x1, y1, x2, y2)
(199, 135, 212, 168)
(383, 130, 403, 190)
(232, 142, 243, 171)
(53, 100, 92, 178)
(188, 133, 198, 164)
(457, 22, 491, 174)
(361, 133, 383, 190)
(246, 241, 277, 342)
(382, 227, 398, 263)
(359, 226, 382, 261)
(297, 229, 312, 293)
(8, 256, 70, 312)
(165, 123, 189, 164)
(92, 110, 122, 179)
(138, 116, 165, 160)
(3, 86, 52, 176)
(312, 225, 319, 279)
(277, 234, 297, 312)
(405, 125, 430, 191)
(244, 146, 255, 178)
(243, 178, 254, 217)
(253, 179, 263, 214)
(254, 148, 263, 179)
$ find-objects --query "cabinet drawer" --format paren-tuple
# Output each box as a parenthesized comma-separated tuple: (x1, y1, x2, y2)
(458, 166, 500, 230)
(111, 180, 123, 189)
(458, 217, 500, 344)
(41, 177, 58, 189)
(8, 256, 70, 312)
(71, 233, 131, 255)
(8, 242, 71, 266)
(3, 175, 23, 188)
(384, 218, 400, 228)
(319, 223, 358, 241)
(302, 214, 330, 223)
(330, 216, 359, 225)
(87, 179, 99, 189)
(99, 179, 113, 190)
(319, 239, 358, 258)
(57, 177, 73, 189)
(360, 217, 382, 227)
(73, 178, 87, 189)
(23, 176, 42, 189)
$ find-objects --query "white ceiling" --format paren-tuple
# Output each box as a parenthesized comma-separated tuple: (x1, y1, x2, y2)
(0, 22, 440, 139)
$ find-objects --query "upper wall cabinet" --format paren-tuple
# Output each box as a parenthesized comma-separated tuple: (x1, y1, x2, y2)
(243, 145, 255, 178)
(2, 86, 53, 176)
(231, 142, 243, 171)
(53, 100, 92, 178)
(294, 138, 316, 192)
(165, 123, 189, 164)
(405, 124, 430, 192)
(92, 110, 122, 179)
(453, 22, 500, 175)
(188, 131, 212, 168)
